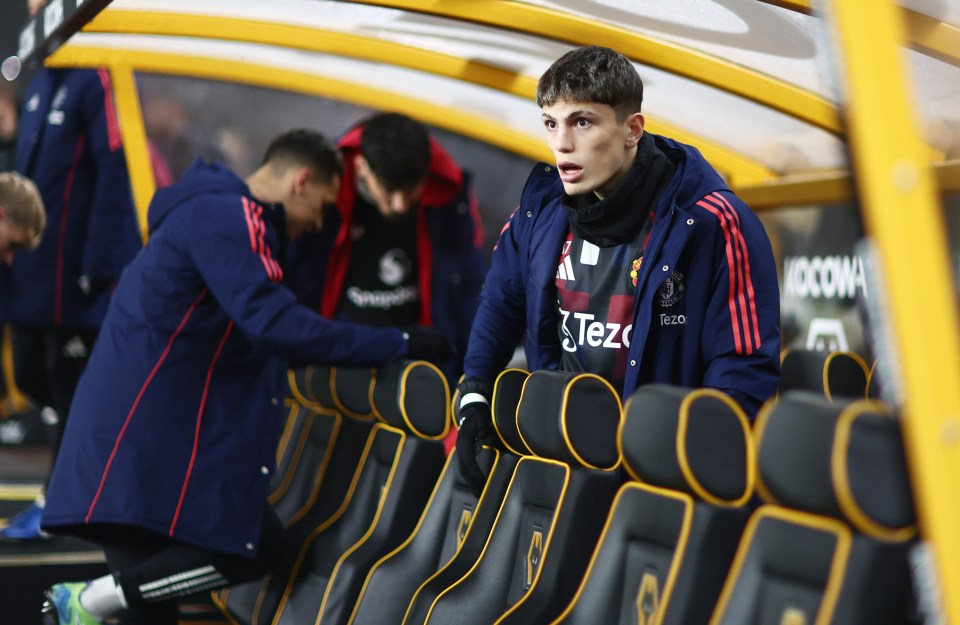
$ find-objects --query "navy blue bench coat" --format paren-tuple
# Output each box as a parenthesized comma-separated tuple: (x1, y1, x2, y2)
(43, 160, 408, 557)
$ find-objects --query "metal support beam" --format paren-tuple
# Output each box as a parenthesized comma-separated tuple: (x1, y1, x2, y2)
(81, 10, 773, 186)
(345, 0, 841, 135)
(824, 2, 960, 624)
(107, 65, 154, 239)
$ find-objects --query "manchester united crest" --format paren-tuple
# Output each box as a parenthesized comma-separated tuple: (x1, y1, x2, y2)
(629, 256, 643, 287)
(659, 270, 685, 307)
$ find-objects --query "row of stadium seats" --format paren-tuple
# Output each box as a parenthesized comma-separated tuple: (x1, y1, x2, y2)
(214, 359, 918, 625)
(779, 347, 884, 401)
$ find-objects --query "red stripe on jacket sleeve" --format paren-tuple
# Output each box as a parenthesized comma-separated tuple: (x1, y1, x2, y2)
(242, 198, 283, 283)
(711, 192, 762, 348)
(96, 68, 122, 152)
(705, 194, 753, 353)
(696, 199, 746, 354)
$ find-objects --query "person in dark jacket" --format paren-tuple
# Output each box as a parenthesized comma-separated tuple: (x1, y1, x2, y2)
(456, 46, 780, 490)
(288, 112, 485, 382)
(39, 129, 450, 625)
(0, 65, 142, 541)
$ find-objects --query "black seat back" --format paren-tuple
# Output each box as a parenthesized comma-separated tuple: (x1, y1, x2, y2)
(710, 391, 917, 625)
(269, 361, 449, 625)
(780, 349, 869, 401)
(214, 367, 371, 625)
(349, 368, 526, 625)
(216, 362, 447, 625)
(419, 370, 623, 625)
(552, 384, 755, 625)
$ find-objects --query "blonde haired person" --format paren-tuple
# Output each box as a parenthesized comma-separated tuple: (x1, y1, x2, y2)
(0, 171, 44, 263)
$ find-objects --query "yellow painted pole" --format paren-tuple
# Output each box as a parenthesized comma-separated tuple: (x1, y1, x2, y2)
(824, 1, 960, 622)
(1, 325, 29, 414)
(107, 65, 154, 240)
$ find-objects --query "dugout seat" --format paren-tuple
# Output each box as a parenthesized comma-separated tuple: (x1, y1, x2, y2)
(213, 366, 377, 625)
(550, 384, 755, 625)
(270, 368, 354, 527)
(866, 359, 887, 400)
(348, 369, 529, 625)
(417, 370, 622, 625)
(709, 391, 918, 625)
(269, 360, 449, 625)
(215, 362, 447, 625)
(779, 349, 869, 401)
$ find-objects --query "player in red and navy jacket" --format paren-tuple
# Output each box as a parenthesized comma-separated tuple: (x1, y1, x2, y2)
(39, 130, 451, 625)
(464, 136, 779, 406)
(287, 114, 485, 382)
(456, 47, 779, 492)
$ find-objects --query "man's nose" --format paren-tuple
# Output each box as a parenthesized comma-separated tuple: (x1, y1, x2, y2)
(554, 127, 574, 153)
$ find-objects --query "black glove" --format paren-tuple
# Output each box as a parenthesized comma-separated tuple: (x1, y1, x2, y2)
(401, 325, 454, 364)
(455, 377, 493, 496)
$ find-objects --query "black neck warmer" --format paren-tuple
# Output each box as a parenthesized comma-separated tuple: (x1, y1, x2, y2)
(563, 132, 675, 247)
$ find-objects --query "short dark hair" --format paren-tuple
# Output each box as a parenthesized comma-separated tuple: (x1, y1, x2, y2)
(536, 46, 644, 121)
(360, 113, 431, 190)
(263, 129, 342, 184)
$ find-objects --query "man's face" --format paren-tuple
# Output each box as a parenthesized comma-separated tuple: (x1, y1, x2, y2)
(354, 155, 425, 219)
(0, 209, 28, 265)
(541, 100, 642, 198)
(285, 173, 340, 240)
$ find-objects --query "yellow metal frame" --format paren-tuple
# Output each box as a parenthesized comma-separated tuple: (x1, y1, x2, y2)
(903, 10, 960, 68)
(760, 0, 960, 68)
(46, 44, 555, 235)
(80, 10, 774, 186)
(46, 47, 549, 153)
(47, 45, 545, 158)
(49, 38, 958, 227)
(826, 2, 960, 622)
(345, 0, 841, 135)
(739, 159, 960, 212)
(107, 65, 154, 240)
(1, 326, 29, 413)
(19, 1, 959, 620)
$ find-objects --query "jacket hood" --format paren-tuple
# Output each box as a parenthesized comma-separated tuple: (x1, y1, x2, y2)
(651, 134, 731, 210)
(337, 124, 464, 208)
(147, 158, 249, 231)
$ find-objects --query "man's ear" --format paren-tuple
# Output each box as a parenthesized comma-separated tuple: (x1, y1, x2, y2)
(625, 113, 645, 148)
(293, 166, 311, 193)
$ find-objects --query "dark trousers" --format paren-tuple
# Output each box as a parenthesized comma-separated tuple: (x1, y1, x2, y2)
(0, 328, 7, 402)
(98, 508, 285, 625)
(10, 326, 95, 486)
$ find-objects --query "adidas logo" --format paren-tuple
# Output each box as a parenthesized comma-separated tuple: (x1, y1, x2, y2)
(557, 240, 601, 281)
(557, 255, 575, 281)
(557, 240, 575, 281)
